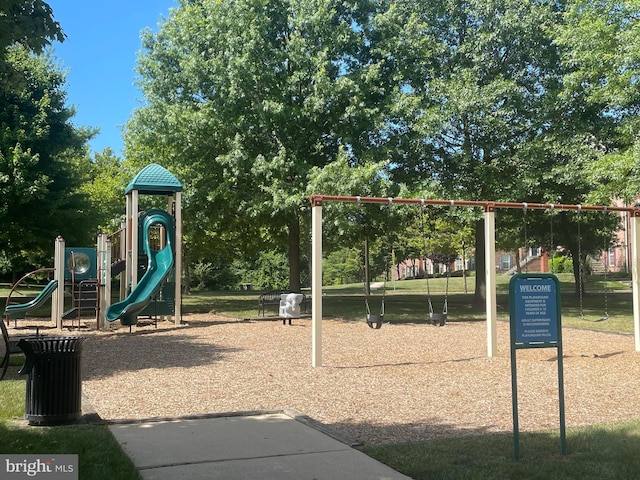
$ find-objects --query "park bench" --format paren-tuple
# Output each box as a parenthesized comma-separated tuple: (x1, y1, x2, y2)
(258, 290, 307, 317)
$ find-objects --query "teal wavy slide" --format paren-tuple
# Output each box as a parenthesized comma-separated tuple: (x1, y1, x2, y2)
(106, 209, 174, 326)
(4, 279, 58, 319)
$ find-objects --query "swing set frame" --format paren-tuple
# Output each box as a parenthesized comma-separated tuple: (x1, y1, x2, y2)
(310, 195, 640, 368)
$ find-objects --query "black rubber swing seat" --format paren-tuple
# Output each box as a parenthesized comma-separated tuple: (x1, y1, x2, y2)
(430, 313, 447, 327)
(366, 314, 383, 329)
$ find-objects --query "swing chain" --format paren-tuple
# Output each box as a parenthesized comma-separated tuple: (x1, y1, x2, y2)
(420, 201, 435, 318)
(443, 272, 449, 315)
(364, 198, 392, 329)
(380, 198, 393, 316)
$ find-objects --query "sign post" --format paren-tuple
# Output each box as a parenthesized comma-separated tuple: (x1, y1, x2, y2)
(509, 273, 566, 460)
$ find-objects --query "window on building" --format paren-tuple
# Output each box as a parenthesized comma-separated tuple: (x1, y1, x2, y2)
(500, 254, 512, 270)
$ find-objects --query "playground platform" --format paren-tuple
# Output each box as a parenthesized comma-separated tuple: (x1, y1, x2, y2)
(106, 410, 412, 480)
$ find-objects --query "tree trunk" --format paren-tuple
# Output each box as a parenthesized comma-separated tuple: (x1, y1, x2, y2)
(571, 246, 583, 296)
(474, 218, 486, 304)
(288, 216, 301, 292)
(462, 242, 468, 294)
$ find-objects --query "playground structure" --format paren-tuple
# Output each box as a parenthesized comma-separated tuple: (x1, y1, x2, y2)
(4, 268, 57, 325)
(102, 163, 183, 328)
(309, 195, 640, 367)
(4, 246, 100, 327)
(3, 164, 183, 330)
(4, 237, 90, 329)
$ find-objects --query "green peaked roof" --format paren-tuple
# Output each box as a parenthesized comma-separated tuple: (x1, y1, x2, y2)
(125, 164, 182, 195)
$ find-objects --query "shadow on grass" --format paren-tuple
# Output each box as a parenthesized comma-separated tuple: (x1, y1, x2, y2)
(0, 422, 140, 479)
(361, 420, 640, 480)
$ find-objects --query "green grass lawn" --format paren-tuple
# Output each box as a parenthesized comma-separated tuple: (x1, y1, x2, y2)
(2, 272, 638, 479)
(183, 272, 634, 334)
(0, 358, 140, 480)
(363, 420, 640, 480)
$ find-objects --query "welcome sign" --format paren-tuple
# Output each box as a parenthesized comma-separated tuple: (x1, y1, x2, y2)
(511, 275, 559, 345)
(509, 273, 566, 459)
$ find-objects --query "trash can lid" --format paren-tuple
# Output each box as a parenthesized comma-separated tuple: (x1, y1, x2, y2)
(17, 336, 86, 354)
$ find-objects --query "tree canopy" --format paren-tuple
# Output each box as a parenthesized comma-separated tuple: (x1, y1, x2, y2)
(122, 0, 639, 292)
(0, 0, 63, 88)
(555, 0, 640, 205)
(125, 0, 394, 290)
(0, 1, 96, 274)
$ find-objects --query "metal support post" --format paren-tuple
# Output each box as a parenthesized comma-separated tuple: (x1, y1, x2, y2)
(311, 199, 323, 367)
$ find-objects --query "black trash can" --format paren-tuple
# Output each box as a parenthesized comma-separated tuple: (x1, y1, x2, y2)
(17, 336, 86, 425)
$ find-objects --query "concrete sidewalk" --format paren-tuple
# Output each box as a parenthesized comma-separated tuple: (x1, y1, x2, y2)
(108, 410, 413, 480)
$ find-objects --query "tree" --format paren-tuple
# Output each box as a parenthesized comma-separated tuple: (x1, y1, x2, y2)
(507, 0, 640, 293)
(0, 1, 97, 274)
(0, 0, 64, 89)
(307, 155, 400, 293)
(323, 247, 363, 285)
(124, 0, 394, 291)
(0, 46, 95, 273)
(554, 0, 640, 206)
(81, 148, 129, 232)
(377, 0, 610, 300)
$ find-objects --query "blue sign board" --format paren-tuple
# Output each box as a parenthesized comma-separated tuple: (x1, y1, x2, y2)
(509, 273, 566, 459)
(510, 274, 560, 345)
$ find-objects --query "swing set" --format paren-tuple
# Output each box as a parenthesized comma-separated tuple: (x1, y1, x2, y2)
(360, 197, 390, 330)
(361, 198, 454, 329)
(526, 203, 611, 322)
(310, 194, 640, 368)
(360, 199, 616, 330)
(577, 205, 612, 322)
(420, 202, 453, 326)
(362, 233, 387, 329)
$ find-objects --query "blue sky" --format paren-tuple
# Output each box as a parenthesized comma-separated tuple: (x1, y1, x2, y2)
(46, 1, 178, 155)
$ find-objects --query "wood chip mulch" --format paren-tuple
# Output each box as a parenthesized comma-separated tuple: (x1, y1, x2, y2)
(11, 315, 640, 446)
